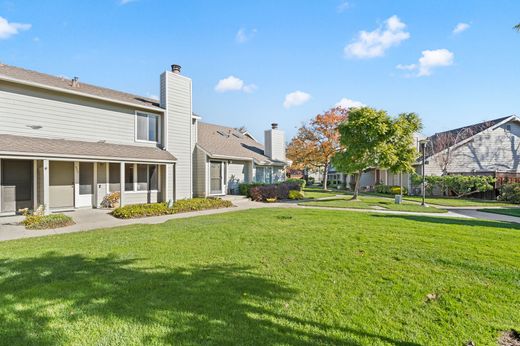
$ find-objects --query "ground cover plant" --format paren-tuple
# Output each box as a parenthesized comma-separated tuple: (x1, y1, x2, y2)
(300, 195, 447, 213)
(401, 195, 515, 207)
(22, 213, 75, 230)
(0, 208, 518, 345)
(303, 187, 349, 199)
(112, 198, 234, 219)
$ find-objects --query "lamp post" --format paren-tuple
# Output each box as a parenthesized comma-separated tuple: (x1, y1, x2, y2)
(419, 139, 429, 206)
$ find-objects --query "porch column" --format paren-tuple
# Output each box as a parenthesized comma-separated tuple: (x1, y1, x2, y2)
(33, 160, 38, 210)
(43, 159, 50, 215)
(74, 162, 80, 208)
(119, 162, 125, 207)
(164, 163, 174, 204)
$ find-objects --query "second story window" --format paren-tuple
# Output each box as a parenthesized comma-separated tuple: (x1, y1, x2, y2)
(136, 112, 160, 142)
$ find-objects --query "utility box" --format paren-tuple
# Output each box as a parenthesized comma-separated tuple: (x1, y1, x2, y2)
(394, 195, 402, 204)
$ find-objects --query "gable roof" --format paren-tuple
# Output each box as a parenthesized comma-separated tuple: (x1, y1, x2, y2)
(0, 134, 176, 163)
(0, 63, 163, 111)
(426, 116, 515, 157)
(196, 122, 286, 165)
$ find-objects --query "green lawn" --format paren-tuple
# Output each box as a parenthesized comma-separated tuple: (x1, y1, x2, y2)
(303, 187, 349, 199)
(401, 195, 515, 207)
(478, 208, 520, 217)
(1, 208, 519, 345)
(300, 195, 447, 213)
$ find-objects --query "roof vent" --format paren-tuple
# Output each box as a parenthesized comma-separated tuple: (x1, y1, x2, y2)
(71, 76, 80, 88)
(171, 64, 181, 74)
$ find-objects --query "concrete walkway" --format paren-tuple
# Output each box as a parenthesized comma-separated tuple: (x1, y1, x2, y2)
(1, 195, 519, 243)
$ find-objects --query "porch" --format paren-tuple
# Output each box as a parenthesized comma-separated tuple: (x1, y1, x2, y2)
(0, 158, 171, 215)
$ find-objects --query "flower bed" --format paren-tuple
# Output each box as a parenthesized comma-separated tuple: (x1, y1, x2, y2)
(23, 214, 75, 230)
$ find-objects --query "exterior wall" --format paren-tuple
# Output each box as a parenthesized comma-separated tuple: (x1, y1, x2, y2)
(161, 71, 192, 200)
(359, 170, 375, 188)
(424, 121, 520, 176)
(227, 160, 250, 194)
(0, 80, 162, 147)
(264, 129, 286, 162)
(122, 191, 160, 205)
(193, 147, 207, 197)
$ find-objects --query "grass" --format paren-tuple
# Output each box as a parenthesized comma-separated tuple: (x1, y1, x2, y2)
(1, 210, 519, 344)
(303, 186, 349, 199)
(401, 195, 515, 207)
(477, 208, 520, 217)
(22, 213, 75, 230)
(300, 195, 447, 213)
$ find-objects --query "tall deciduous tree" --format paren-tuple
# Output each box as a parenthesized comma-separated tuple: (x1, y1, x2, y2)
(515, 23, 520, 31)
(332, 107, 422, 199)
(286, 107, 348, 190)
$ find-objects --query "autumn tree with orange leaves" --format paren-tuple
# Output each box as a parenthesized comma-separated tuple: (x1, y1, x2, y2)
(287, 107, 348, 190)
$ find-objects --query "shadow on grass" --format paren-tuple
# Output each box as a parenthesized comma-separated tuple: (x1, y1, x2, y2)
(0, 252, 420, 346)
(371, 214, 520, 229)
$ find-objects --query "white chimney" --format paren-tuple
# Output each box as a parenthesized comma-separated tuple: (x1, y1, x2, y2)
(264, 123, 286, 162)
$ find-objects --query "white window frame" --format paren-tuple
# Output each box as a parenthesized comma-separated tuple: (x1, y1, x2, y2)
(135, 111, 161, 144)
(108, 163, 161, 194)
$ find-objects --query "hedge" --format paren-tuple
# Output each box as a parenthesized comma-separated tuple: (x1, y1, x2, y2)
(499, 183, 520, 204)
(249, 182, 301, 202)
(112, 198, 234, 219)
(239, 179, 305, 197)
(375, 184, 408, 195)
(411, 174, 496, 197)
(23, 214, 75, 230)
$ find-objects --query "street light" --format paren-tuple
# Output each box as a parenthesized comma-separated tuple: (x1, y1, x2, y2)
(419, 139, 429, 206)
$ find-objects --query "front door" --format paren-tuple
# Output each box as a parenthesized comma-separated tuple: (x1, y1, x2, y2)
(1, 160, 33, 213)
(50, 161, 74, 209)
(210, 161, 223, 195)
(78, 162, 94, 207)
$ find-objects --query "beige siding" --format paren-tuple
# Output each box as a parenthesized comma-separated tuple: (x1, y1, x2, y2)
(193, 147, 207, 197)
(425, 122, 520, 175)
(162, 72, 192, 200)
(122, 191, 160, 204)
(0, 80, 162, 147)
(227, 160, 250, 194)
(359, 170, 375, 188)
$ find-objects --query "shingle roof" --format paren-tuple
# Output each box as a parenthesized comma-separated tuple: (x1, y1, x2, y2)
(0, 134, 176, 162)
(0, 63, 163, 111)
(197, 122, 286, 165)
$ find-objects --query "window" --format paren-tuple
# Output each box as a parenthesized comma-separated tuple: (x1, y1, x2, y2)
(137, 164, 148, 191)
(136, 112, 160, 142)
(125, 164, 134, 191)
(108, 163, 120, 192)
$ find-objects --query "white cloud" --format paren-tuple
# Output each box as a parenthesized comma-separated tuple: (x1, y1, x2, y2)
(215, 76, 256, 93)
(0, 16, 31, 40)
(453, 22, 470, 34)
(147, 93, 159, 100)
(119, 0, 137, 4)
(335, 98, 365, 109)
(344, 15, 410, 59)
(236, 28, 257, 43)
(337, 1, 349, 13)
(396, 49, 454, 77)
(283, 91, 311, 109)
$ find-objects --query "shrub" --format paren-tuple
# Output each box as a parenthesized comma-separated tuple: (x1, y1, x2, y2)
(249, 182, 302, 202)
(499, 183, 520, 204)
(101, 192, 121, 208)
(112, 198, 234, 219)
(375, 184, 408, 195)
(285, 178, 306, 189)
(23, 214, 75, 230)
(306, 177, 315, 185)
(266, 198, 277, 203)
(112, 202, 173, 219)
(172, 198, 233, 213)
(288, 190, 304, 200)
(411, 174, 495, 197)
(239, 183, 265, 197)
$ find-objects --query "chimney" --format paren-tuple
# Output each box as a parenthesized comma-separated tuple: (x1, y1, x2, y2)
(71, 76, 80, 88)
(264, 123, 286, 162)
(171, 64, 181, 74)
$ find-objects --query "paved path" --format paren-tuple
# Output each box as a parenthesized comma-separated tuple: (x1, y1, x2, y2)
(2, 196, 519, 243)
(448, 209, 520, 224)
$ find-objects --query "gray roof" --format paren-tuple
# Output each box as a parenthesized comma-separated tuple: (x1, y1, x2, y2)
(0, 134, 176, 163)
(0, 63, 163, 111)
(197, 122, 286, 165)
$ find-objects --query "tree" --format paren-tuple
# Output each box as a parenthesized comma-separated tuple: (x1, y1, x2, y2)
(515, 23, 520, 31)
(286, 107, 348, 189)
(332, 107, 422, 199)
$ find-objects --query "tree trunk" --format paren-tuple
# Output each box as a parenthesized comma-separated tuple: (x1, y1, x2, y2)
(352, 170, 362, 200)
(323, 161, 329, 190)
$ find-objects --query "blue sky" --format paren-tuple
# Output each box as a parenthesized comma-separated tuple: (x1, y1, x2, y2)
(1, 0, 520, 141)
